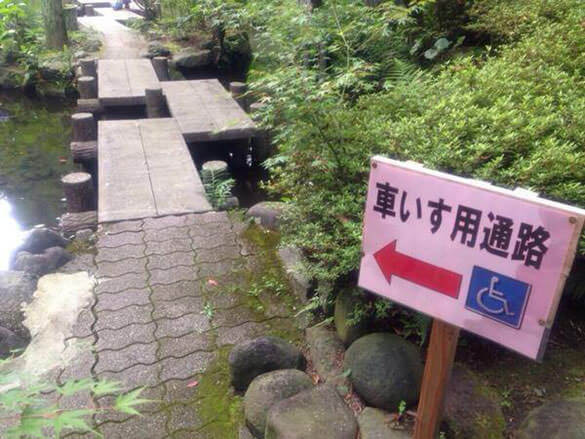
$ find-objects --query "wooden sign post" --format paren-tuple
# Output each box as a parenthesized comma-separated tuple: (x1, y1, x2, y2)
(358, 156, 585, 438)
(413, 320, 460, 438)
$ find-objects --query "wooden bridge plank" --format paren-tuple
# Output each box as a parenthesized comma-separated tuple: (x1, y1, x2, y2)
(98, 119, 211, 223)
(161, 80, 256, 142)
(98, 59, 159, 106)
(138, 119, 211, 216)
(98, 120, 156, 222)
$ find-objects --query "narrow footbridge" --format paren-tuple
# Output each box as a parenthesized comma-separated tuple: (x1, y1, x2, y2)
(84, 58, 257, 223)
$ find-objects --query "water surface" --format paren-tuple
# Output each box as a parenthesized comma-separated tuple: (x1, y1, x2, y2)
(0, 91, 75, 269)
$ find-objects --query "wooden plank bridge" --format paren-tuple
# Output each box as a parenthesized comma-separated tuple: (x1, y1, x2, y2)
(88, 58, 257, 223)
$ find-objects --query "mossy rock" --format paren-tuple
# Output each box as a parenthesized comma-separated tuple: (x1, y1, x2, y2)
(334, 288, 370, 346)
(344, 333, 423, 411)
(443, 364, 505, 439)
(516, 399, 585, 439)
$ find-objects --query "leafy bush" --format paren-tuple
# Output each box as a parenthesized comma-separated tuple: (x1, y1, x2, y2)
(264, 0, 585, 303)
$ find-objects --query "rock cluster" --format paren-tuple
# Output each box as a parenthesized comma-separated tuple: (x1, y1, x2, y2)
(10, 227, 71, 276)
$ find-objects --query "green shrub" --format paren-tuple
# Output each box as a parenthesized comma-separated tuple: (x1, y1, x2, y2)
(266, 0, 585, 302)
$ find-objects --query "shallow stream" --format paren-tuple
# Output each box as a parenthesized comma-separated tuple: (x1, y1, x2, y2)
(0, 91, 75, 269)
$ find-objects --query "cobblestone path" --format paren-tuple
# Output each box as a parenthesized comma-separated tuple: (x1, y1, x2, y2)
(59, 212, 300, 438)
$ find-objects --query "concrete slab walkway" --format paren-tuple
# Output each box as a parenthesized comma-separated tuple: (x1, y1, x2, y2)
(58, 212, 301, 438)
(79, 16, 147, 59)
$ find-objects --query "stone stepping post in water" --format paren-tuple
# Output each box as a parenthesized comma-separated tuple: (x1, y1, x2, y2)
(151, 56, 170, 81)
(250, 102, 273, 164)
(80, 58, 97, 78)
(62, 172, 95, 213)
(71, 112, 97, 162)
(63, 4, 78, 31)
(230, 81, 248, 112)
(145, 87, 166, 118)
(78, 76, 97, 99)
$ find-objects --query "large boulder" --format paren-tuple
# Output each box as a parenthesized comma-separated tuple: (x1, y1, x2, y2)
(334, 288, 370, 346)
(0, 326, 28, 359)
(244, 369, 314, 438)
(18, 227, 69, 255)
(344, 333, 423, 411)
(265, 384, 358, 439)
(146, 41, 172, 58)
(229, 336, 306, 391)
(358, 407, 411, 439)
(12, 247, 72, 276)
(173, 49, 212, 69)
(0, 271, 37, 338)
(516, 399, 585, 439)
(246, 202, 287, 231)
(39, 58, 73, 81)
(443, 364, 505, 439)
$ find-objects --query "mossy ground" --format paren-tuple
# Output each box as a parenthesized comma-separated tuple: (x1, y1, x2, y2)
(162, 220, 303, 437)
(457, 301, 585, 437)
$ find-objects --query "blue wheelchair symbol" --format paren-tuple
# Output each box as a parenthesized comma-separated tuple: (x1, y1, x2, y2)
(465, 266, 531, 329)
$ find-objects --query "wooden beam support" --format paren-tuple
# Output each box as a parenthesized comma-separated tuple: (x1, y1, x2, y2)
(413, 319, 460, 439)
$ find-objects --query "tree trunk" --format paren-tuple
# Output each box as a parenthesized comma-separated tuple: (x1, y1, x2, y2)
(42, 0, 68, 49)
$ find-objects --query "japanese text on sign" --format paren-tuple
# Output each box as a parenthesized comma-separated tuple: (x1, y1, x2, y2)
(359, 157, 585, 361)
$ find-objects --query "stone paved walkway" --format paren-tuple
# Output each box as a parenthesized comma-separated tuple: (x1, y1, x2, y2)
(79, 16, 147, 59)
(58, 212, 301, 438)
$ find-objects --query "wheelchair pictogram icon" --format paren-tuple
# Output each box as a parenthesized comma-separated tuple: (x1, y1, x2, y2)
(476, 276, 515, 317)
(466, 266, 531, 329)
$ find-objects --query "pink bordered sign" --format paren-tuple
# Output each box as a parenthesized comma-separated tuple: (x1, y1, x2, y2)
(359, 156, 585, 360)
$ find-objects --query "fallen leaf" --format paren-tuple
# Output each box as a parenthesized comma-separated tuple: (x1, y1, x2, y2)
(207, 279, 218, 286)
(187, 380, 199, 388)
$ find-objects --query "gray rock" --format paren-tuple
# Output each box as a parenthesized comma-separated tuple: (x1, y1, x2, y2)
(147, 41, 172, 58)
(173, 49, 212, 69)
(12, 252, 51, 276)
(240, 425, 255, 439)
(277, 246, 311, 304)
(244, 369, 314, 438)
(305, 325, 344, 382)
(0, 325, 28, 359)
(12, 246, 72, 276)
(39, 59, 73, 81)
(0, 271, 37, 338)
(443, 364, 505, 439)
(334, 287, 370, 346)
(265, 385, 358, 439)
(517, 399, 585, 439)
(74, 50, 87, 60)
(219, 196, 240, 211)
(229, 336, 306, 391)
(246, 202, 287, 231)
(44, 247, 73, 271)
(344, 333, 423, 411)
(19, 227, 69, 255)
(75, 228, 95, 242)
(358, 407, 411, 439)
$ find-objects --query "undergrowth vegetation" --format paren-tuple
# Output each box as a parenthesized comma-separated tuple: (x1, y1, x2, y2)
(157, 0, 585, 329)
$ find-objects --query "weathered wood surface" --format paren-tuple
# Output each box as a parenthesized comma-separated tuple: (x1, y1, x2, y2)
(94, 7, 143, 22)
(98, 118, 211, 223)
(76, 0, 111, 8)
(60, 211, 98, 234)
(79, 17, 147, 58)
(98, 59, 159, 106)
(413, 319, 460, 439)
(161, 80, 257, 142)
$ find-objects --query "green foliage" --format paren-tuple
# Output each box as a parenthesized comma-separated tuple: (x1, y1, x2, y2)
(0, 0, 42, 64)
(201, 165, 235, 209)
(0, 358, 148, 438)
(259, 0, 585, 307)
